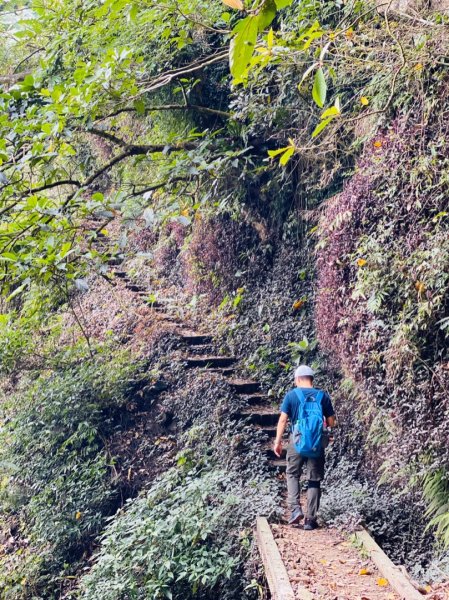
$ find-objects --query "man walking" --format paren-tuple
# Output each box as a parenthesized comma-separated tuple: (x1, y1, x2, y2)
(273, 365, 336, 530)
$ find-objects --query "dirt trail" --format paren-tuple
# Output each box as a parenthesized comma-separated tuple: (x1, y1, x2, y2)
(273, 523, 399, 600)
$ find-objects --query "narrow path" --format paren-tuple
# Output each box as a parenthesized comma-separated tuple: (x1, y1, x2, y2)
(273, 523, 400, 599)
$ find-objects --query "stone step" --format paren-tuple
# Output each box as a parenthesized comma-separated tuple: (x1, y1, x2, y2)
(209, 367, 235, 377)
(106, 256, 124, 266)
(256, 425, 277, 438)
(229, 379, 260, 394)
(125, 284, 145, 293)
(185, 343, 215, 355)
(185, 355, 236, 369)
(180, 332, 213, 346)
(242, 393, 270, 406)
(239, 406, 278, 426)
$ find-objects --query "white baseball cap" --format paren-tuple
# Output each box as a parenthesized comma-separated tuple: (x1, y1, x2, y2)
(294, 365, 315, 378)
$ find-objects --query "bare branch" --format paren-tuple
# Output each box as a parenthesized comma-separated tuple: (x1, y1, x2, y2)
(94, 103, 231, 123)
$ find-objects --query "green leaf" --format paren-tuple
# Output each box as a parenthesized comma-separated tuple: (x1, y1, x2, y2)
(311, 117, 332, 138)
(0, 252, 18, 262)
(268, 146, 289, 158)
(258, 0, 276, 31)
(279, 146, 294, 166)
(320, 105, 340, 120)
(274, 0, 293, 8)
(134, 99, 146, 115)
(41, 122, 53, 135)
(230, 16, 259, 81)
(312, 68, 327, 108)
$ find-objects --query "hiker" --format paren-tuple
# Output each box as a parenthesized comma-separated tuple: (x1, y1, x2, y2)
(273, 365, 336, 530)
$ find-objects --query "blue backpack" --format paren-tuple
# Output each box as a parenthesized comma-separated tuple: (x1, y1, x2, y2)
(292, 389, 324, 458)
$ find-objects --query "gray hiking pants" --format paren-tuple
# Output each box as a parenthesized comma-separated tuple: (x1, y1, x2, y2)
(286, 437, 325, 520)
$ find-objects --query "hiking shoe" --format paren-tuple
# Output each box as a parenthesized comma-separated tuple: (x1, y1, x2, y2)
(303, 518, 319, 530)
(288, 507, 304, 525)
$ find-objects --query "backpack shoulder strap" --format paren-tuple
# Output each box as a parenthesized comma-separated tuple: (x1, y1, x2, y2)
(294, 388, 306, 403)
(315, 390, 324, 406)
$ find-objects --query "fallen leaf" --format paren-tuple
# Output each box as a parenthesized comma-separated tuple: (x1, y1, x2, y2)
(377, 577, 389, 586)
(357, 258, 367, 267)
(373, 140, 383, 148)
(359, 568, 370, 575)
(415, 281, 426, 294)
(292, 299, 305, 311)
(360, 96, 369, 106)
(75, 511, 82, 520)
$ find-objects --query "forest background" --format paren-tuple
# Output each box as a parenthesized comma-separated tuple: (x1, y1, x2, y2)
(0, 0, 449, 598)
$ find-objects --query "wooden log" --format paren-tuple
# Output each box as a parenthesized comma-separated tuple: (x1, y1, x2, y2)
(355, 528, 423, 600)
(256, 517, 313, 600)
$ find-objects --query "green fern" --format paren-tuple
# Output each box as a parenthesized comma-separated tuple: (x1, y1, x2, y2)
(423, 469, 449, 548)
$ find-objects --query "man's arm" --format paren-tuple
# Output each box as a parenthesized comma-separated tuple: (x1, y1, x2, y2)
(273, 412, 288, 458)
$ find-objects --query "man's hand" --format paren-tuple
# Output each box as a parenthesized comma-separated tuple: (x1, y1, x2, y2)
(273, 440, 283, 458)
(274, 412, 288, 458)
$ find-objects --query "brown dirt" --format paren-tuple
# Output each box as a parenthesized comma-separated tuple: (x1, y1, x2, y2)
(272, 523, 401, 600)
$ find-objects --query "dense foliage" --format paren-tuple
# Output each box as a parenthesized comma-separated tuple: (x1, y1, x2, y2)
(316, 103, 449, 544)
(0, 347, 148, 597)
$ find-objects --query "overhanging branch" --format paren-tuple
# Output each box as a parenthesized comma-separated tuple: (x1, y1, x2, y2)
(94, 103, 231, 123)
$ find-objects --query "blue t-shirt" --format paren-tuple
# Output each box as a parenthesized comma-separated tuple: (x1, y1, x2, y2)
(280, 387, 335, 424)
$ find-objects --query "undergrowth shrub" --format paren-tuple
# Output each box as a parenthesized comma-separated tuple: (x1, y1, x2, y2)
(315, 104, 449, 546)
(0, 346, 146, 598)
(81, 368, 280, 600)
(185, 213, 264, 303)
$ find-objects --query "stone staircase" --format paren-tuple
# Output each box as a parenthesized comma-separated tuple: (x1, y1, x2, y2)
(105, 256, 286, 473)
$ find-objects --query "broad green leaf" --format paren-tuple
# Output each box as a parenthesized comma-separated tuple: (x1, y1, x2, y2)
(0, 252, 18, 262)
(230, 16, 258, 81)
(258, 0, 276, 31)
(312, 67, 327, 108)
(279, 146, 294, 166)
